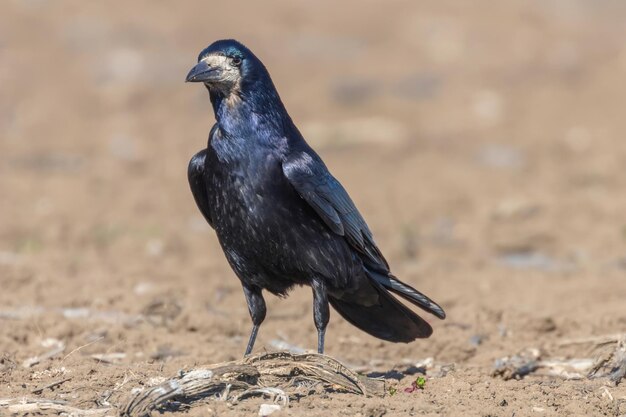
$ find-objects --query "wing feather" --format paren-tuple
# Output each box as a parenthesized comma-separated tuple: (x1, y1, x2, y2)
(188, 149, 214, 228)
(283, 151, 389, 270)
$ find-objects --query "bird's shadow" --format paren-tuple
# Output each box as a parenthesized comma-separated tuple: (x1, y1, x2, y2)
(367, 365, 426, 381)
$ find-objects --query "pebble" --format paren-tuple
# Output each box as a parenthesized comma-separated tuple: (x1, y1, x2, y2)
(258, 403, 281, 416)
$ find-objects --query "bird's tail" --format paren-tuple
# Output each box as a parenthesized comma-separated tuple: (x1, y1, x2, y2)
(328, 280, 434, 343)
(365, 267, 446, 319)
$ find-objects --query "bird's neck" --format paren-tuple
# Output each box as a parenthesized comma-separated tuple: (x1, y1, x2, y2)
(209, 78, 297, 147)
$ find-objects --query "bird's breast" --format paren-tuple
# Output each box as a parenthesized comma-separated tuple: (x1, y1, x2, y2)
(203, 137, 359, 290)
(205, 144, 299, 240)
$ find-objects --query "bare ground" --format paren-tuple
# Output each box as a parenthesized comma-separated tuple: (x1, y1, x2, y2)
(1, 1, 626, 416)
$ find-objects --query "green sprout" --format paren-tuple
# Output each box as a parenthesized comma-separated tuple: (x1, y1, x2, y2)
(404, 376, 427, 393)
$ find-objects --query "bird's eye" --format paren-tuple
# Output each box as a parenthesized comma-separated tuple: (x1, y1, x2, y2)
(232, 57, 242, 66)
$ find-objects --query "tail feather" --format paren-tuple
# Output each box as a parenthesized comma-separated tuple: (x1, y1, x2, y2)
(329, 281, 433, 342)
(365, 267, 446, 320)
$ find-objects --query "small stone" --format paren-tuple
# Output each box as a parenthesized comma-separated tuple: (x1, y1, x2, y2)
(477, 144, 525, 170)
(469, 334, 487, 347)
(145, 239, 164, 257)
(472, 90, 504, 126)
(258, 403, 281, 416)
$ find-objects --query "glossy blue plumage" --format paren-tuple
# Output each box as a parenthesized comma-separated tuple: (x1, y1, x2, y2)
(187, 40, 444, 353)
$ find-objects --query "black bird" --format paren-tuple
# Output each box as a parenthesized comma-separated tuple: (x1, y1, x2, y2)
(186, 39, 445, 355)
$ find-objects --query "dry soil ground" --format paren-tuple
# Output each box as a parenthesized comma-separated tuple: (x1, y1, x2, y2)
(1, 1, 626, 416)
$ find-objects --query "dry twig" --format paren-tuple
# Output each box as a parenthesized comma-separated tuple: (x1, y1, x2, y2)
(22, 339, 66, 368)
(494, 334, 626, 385)
(31, 377, 72, 394)
(122, 352, 385, 417)
(0, 398, 111, 416)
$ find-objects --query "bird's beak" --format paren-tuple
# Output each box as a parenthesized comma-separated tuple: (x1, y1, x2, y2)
(185, 60, 221, 83)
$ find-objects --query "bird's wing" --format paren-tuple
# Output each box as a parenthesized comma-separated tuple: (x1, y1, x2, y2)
(188, 148, 214, 228)
(283, 151, 389, 270)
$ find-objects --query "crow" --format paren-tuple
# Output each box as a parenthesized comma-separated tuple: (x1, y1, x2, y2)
(185, 39, 445, 355)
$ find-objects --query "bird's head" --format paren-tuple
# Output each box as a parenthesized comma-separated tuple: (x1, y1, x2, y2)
(186, 39, 289, 125)
(185, 39, 263, 98)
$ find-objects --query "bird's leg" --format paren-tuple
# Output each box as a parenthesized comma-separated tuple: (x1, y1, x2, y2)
(245, 325, 259, 356)
(311, 280, 330, 354)
(242, 285, 266, 356)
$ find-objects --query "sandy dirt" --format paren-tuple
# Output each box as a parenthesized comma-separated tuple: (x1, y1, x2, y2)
(2, 1, 626, 416)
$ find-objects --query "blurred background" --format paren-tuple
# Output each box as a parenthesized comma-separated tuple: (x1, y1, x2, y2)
(1, 0, 626, 413)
